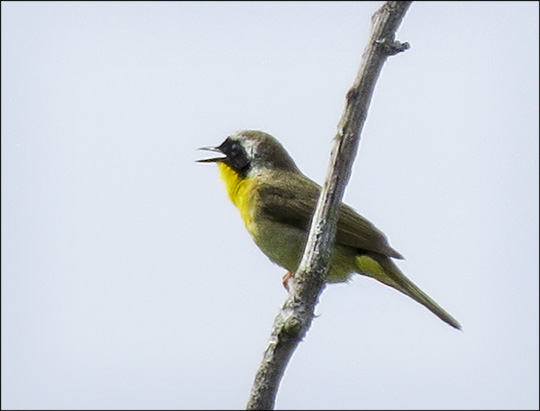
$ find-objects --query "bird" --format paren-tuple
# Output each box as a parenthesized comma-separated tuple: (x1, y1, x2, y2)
(197, 130, 461, 329)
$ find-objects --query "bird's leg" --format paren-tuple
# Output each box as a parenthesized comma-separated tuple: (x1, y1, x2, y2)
(282, 271, 294, 292)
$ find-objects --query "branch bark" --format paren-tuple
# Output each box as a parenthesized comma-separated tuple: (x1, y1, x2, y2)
(246, 2, 413, 409)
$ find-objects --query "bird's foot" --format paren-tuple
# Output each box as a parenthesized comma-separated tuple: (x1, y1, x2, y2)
(282, 271, 294, 292)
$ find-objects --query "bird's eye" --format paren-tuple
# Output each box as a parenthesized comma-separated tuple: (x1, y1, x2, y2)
(219, 138, 240, 157)
(225, 141, 249, 172)
(216, 138, 250, 172)
(229, 142, 242, 157)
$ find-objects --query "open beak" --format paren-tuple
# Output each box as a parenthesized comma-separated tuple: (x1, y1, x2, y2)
(196, 146, 226, 163)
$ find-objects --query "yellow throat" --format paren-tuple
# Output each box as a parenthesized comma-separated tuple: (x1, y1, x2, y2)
(217, 162, 256, 227)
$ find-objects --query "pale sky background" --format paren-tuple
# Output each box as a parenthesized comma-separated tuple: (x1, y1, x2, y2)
(2, 1, 538, 410)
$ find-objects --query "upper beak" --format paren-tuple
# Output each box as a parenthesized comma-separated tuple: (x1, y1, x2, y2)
(196, 146, 226, 163)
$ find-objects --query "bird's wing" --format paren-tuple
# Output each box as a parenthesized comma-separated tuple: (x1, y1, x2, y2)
(257, 171, 403, 259)
(337, 202, 403, 259)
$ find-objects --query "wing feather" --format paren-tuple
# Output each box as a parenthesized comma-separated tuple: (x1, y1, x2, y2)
(257, 171, 403, 259)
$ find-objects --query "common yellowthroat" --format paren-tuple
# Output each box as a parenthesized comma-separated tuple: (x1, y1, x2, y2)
(198, 130, 461, 329)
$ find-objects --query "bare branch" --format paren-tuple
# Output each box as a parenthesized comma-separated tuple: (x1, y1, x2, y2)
(246, 2, 413, 409)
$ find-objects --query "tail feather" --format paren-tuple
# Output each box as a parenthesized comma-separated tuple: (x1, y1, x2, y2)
(357, 254, 462, 330)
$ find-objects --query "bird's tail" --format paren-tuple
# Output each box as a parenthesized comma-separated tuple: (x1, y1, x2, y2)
(356, 254, 462, 330)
